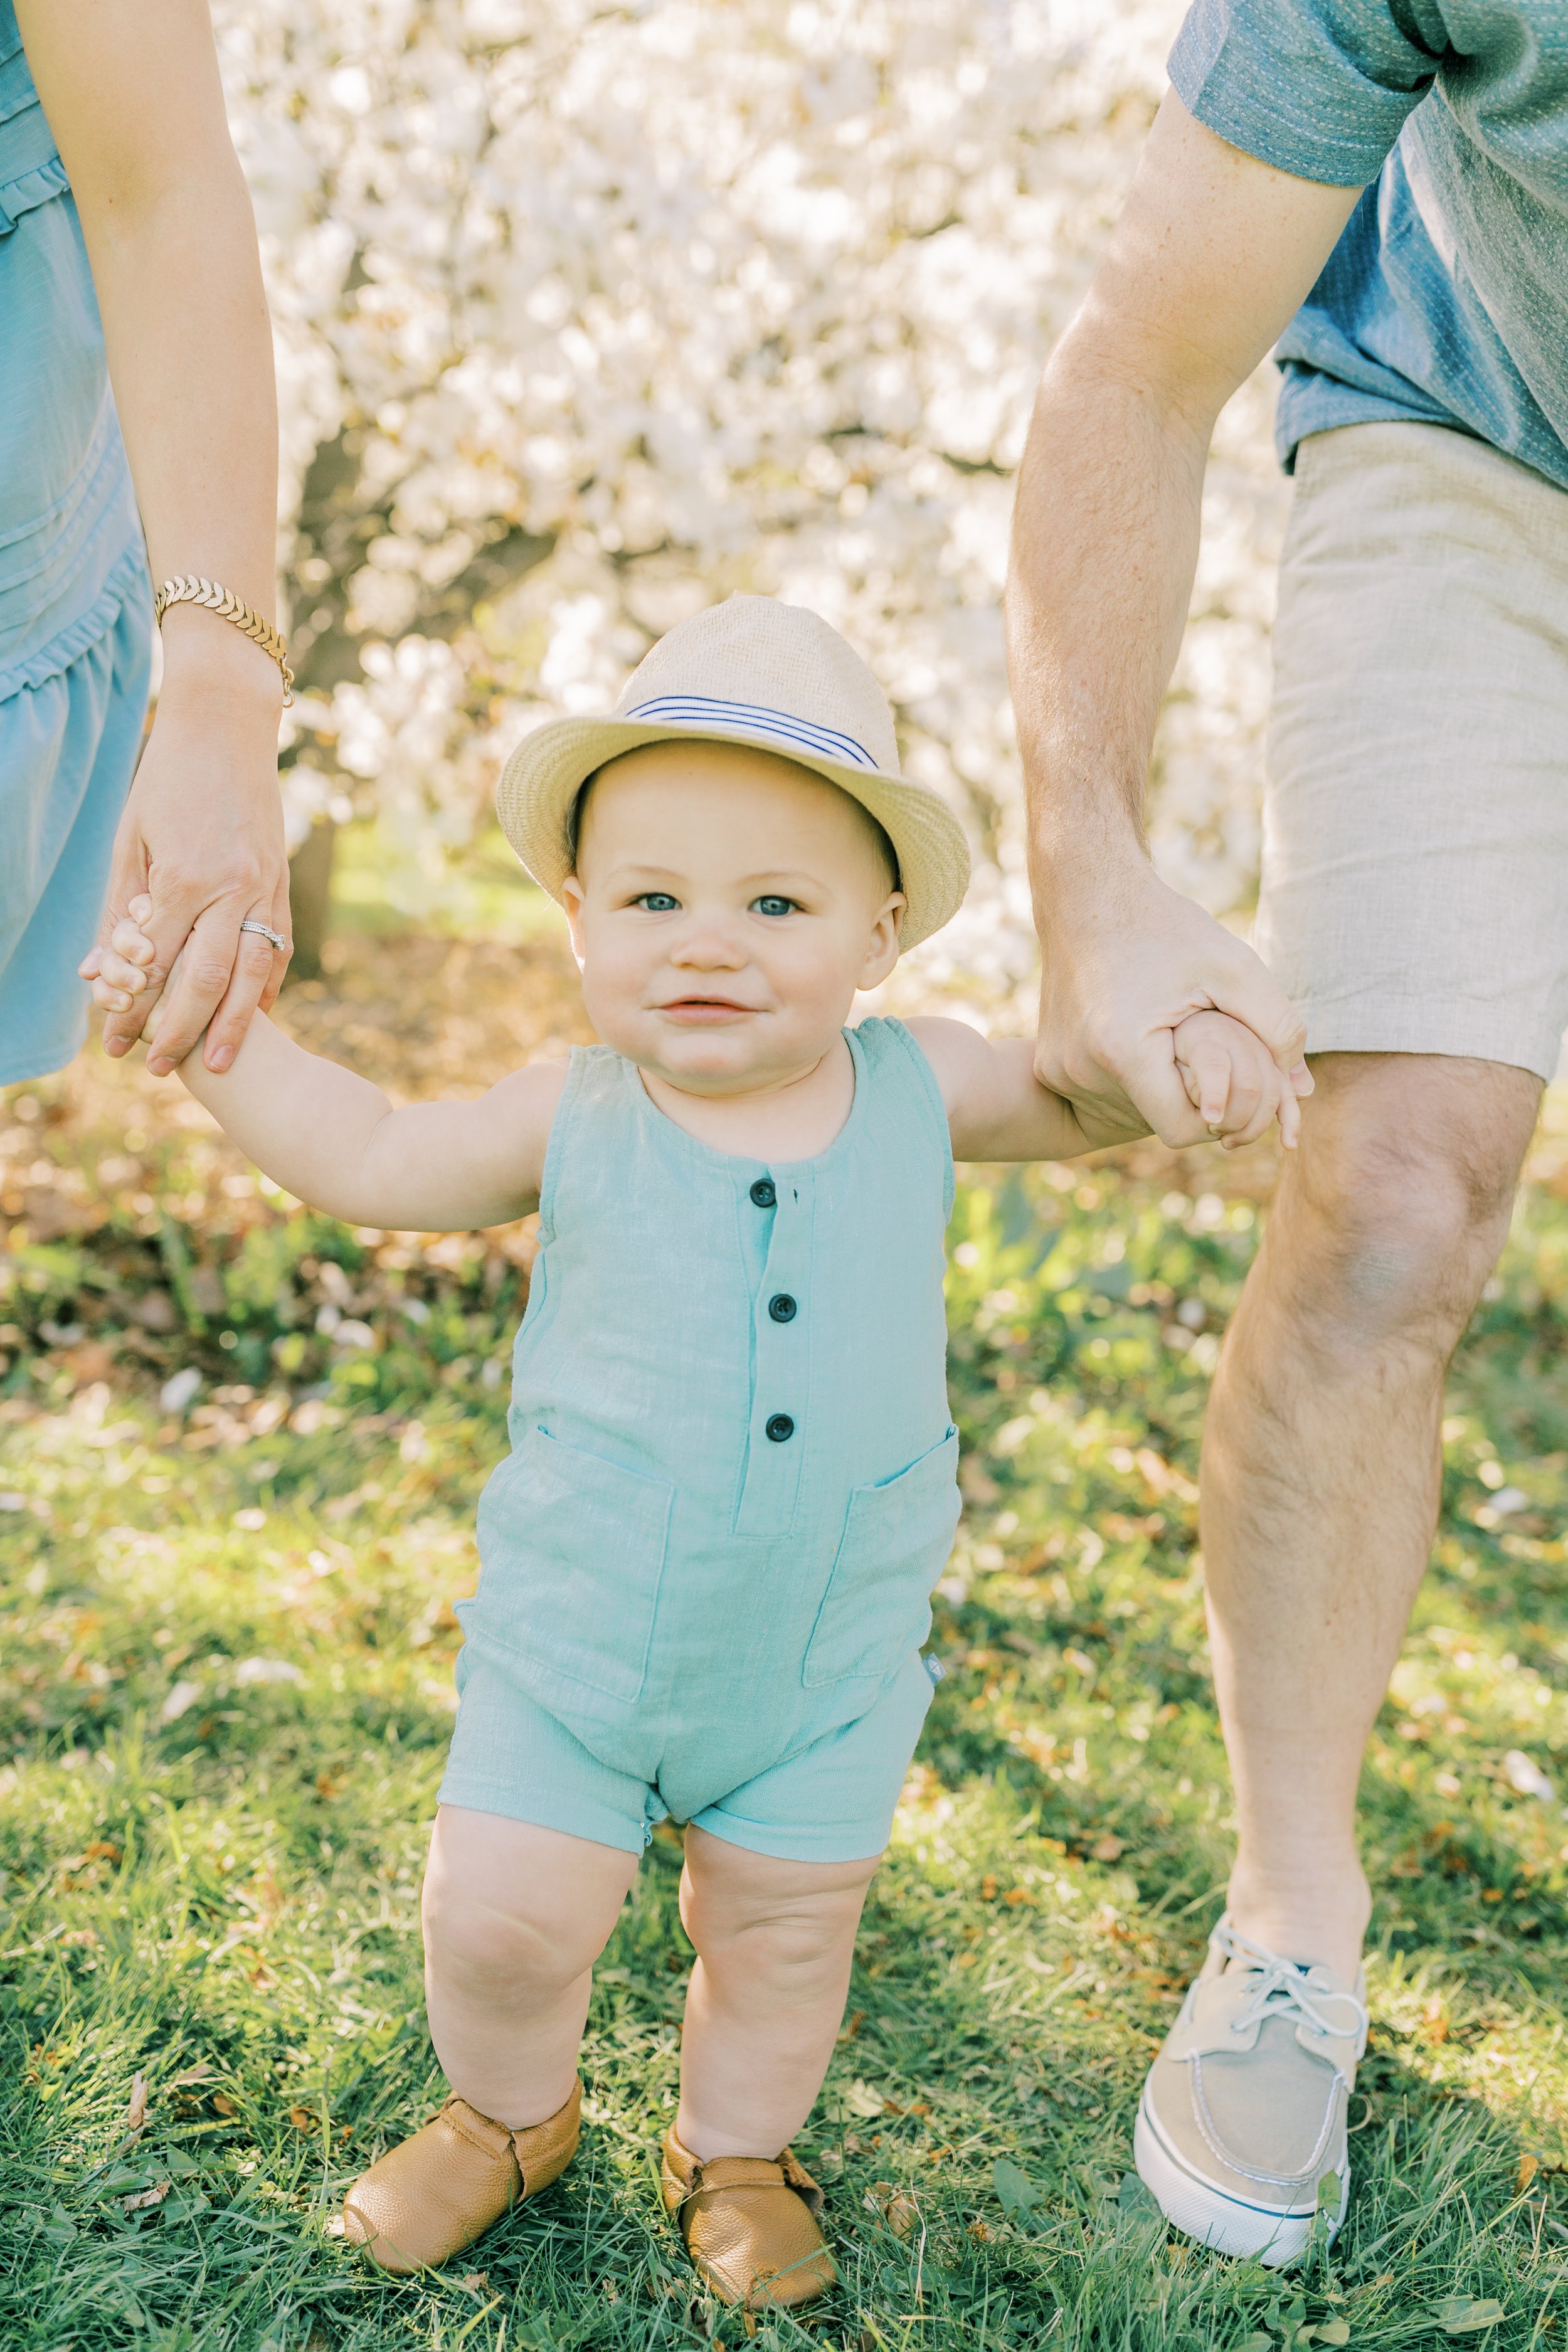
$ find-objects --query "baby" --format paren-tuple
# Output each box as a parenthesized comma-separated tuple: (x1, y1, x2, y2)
(92, 598, 1295, 2308)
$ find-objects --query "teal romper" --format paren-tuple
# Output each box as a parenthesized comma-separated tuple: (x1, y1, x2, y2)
(440, 1017, 962, 1863)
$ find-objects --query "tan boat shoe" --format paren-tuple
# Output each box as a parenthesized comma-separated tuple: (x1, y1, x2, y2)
(661, 2126, 836, 2311)
(343, 2080, 580, 2274)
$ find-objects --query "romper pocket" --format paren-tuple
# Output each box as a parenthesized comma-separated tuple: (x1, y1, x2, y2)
(471, 1423, 675, 1705)
(802, 1428, 961, 1689)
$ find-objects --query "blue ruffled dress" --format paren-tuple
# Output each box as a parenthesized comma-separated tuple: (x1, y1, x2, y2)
(0, 0, 152, 1083)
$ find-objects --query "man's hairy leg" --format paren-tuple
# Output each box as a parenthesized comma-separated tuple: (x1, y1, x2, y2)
(1202, 1053, 1541, 1979)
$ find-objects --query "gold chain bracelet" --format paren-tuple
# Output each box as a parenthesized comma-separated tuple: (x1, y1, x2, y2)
(153, 576, 294, 706)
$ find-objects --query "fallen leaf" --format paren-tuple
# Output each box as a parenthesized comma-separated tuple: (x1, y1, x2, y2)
(1434, 2298, 1506, 2334)
(289, 2105, 317, 2131)
(887, 2195, 919, 2237)
(458, 2273, 490, 2294)
(122, 2180, 170, 2214)
(169, 2063, 216, 2089)
(125, 2073, 148, 2134)
(1518, 2153, 1540, 2194)
(211, 2092, 239, 2117)
(1504, 1749, 1555, 1801)
(992, 2156, 1042, 2218)
(980, 1874, 999, 1900)
(1091, 1835, 1126, 1862)
(159, 1680, 201, 1725)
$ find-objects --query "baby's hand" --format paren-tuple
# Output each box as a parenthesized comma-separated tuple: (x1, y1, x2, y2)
(80, 894, 167, 1044)
(1172, 1009, 1301, 1151)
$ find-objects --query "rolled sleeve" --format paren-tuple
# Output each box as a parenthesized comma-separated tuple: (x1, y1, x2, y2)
(1168, 0, 1444, 189)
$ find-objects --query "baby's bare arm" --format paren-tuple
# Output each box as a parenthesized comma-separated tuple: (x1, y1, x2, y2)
(179, 1017, 563, 1227)
(93, 902, 563, 1227)
(905, 1017, 1142, 1160)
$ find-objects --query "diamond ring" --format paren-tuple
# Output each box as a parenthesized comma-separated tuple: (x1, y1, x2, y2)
(240, 918, 289, 953)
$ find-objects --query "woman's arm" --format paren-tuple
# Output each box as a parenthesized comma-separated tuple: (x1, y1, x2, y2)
(18, 0, 289, 1079)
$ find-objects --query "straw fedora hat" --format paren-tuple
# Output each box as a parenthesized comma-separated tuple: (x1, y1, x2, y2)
(496, 596, 970, 948)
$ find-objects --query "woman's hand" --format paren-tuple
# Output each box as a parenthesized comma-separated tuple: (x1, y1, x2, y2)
(80, 632, 290, 1075)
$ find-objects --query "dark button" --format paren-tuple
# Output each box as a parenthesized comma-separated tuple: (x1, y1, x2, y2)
(750, 1177, 776, 1208)
(768, 1293, 797, 1323)
(765, 1413, 795, 1443)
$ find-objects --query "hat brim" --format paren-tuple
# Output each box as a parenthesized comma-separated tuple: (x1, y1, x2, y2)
(496, 716, 970, 950)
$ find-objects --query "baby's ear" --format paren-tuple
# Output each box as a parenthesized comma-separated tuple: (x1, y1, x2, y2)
(559, 875, 588, 967)
(861, 889, 904, 987)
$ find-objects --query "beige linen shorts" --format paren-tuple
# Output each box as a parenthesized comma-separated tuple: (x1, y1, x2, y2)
(1254, 420, 1568, 1081)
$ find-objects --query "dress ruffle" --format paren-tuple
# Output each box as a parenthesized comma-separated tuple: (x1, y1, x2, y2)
(0, 152, 68, 235)
(0, 538, 150, 704)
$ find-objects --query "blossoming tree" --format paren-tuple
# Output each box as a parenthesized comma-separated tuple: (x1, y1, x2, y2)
(218, 0, 1283, 1006)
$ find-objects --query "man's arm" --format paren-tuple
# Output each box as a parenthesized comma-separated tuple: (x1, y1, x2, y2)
(1006, 90, 1361, 1144)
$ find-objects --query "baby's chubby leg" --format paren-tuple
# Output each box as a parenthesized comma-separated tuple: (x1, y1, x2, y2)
(675, 1826, 878, 2159)
(422, 1806, 639, 2129)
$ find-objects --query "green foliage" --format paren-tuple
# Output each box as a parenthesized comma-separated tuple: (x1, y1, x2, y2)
(6, 1120, 1568, 2346)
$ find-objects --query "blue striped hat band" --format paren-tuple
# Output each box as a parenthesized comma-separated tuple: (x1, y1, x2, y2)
(623, 695, 881, 773)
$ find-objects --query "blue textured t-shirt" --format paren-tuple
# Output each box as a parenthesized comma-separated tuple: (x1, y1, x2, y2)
(1168, 0, 1568, 491)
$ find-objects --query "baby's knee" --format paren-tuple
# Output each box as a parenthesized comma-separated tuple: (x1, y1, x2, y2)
(682, 1843, 874, 1988)
(423, 1875, 581, 2000)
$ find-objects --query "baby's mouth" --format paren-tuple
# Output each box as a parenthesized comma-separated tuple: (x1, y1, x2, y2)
(657, 995, 760, 1022)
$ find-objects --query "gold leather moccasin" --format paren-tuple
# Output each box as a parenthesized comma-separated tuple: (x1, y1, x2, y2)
(343, 2080, 580, 2274)
(661, 2126, 836, 2310)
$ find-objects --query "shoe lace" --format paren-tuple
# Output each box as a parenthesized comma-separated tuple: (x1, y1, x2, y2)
(1213, 1917, 1369, 2048)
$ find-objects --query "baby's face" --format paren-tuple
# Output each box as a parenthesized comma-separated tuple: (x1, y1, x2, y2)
(561, 740, 904, 1096)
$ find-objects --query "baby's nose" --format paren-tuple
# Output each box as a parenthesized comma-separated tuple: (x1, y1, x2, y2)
(673, 923, 746, 965)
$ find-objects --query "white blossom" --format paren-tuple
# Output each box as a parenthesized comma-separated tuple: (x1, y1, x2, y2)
(218, 0, 1285, 1014)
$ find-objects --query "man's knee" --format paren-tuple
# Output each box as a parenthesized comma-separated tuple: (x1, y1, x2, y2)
(1274, 1054, 1538, 1348)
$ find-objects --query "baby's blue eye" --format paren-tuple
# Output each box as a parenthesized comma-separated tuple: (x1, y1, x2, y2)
(752, 895, 797, 918)
(635, 892, 680, 912)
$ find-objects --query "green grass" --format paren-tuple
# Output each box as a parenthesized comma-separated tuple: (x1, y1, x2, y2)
(7, 1061, 1568, 2349)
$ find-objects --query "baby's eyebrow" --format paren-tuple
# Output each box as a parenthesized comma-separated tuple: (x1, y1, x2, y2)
(603, 865, 827, 891)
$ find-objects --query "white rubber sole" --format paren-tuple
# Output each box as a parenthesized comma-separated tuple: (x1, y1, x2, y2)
(1134, 2090, 1346, 2269)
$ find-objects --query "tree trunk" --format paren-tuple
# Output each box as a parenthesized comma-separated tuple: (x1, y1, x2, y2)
(285, 821, 337, 982)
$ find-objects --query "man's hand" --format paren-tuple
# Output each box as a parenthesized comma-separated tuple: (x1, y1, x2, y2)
(80, 643, 289, 1076)
(1034, 855, 1309, 1148)
(1007, 93, 1356, 1148)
